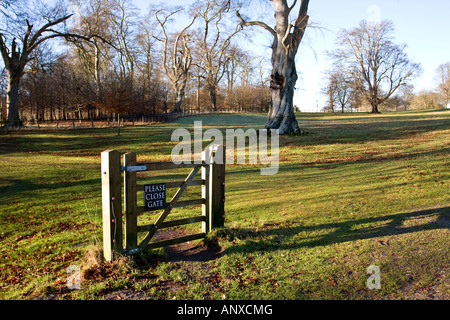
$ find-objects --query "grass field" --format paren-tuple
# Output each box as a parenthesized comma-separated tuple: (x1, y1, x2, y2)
(0, 109, 449, 300)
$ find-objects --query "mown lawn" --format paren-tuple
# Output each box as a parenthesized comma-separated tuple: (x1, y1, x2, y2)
(0, 110, 449, 300)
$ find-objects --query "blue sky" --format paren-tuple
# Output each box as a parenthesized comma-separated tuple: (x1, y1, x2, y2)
(134, 0, 450, 111)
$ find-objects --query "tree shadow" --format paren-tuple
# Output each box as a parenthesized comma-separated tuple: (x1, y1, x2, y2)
(0, 177, 99, 201)
(223, 206, 450, 255)
(276, 146, 450, 173)
(292, 112, 450, 146)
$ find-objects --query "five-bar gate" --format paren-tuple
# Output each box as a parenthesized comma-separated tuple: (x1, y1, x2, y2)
(101, 145, 225, 262)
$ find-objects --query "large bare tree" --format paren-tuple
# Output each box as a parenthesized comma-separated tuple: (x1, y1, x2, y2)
(333, 20, 422, 113)
(0, 0, 97, 127)
(154, 8, 197, 113)
(237, 0, 310, 134)
(192, 0, 240, 111)
(70, 0, 113, 101)
(105, 0, 138, 83)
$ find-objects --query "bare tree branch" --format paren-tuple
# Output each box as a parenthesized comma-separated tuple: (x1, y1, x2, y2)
(26, 14, 73, 53)
(299, 0, 310, 16)
(288, 0, 298, 14)
(236, 11, 276, 38)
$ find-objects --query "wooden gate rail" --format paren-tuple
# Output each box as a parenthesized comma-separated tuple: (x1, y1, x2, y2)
(136, 164, 202, 251)
(101, 145, 225, 262)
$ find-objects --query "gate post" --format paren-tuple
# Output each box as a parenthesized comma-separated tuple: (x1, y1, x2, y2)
(123, 152, 138, 253)
(201, 148, 211, 234)
(101, 150, 123, 262)
(209, 144, 225, 230)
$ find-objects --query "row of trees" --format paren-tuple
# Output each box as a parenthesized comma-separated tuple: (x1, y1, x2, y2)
(321, 20, 449, 113)
(2, 1, 445, 132)
(0, 0, 316, 134)
(0, 0, 272, 126)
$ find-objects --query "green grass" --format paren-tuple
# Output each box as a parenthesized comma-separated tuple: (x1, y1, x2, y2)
(0, 109, 449, 300)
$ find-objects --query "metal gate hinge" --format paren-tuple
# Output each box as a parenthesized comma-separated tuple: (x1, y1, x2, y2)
(124, 248, 140, 255)
(121, 165, 147, 172)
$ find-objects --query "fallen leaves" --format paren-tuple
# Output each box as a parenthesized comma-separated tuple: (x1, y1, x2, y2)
(330, 277, 338, 286)
(83, 263, 115, 281)
(50, 250, 80, 263)
(15, 232, 37, 242)
(267, 278, 279, 287)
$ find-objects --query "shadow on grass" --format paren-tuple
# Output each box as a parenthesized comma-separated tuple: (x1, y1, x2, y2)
(0, 114, 266, 156)
(292, 146, 450, 169)
(293, 112, 450, 146)
(0, 177, 99, 200)
(224, 206, 450, 255)
(1, 111, 448, 156)
(0, 126, 175, 156)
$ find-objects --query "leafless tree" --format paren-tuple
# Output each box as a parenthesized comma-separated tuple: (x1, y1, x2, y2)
(70, 0, 114, 101)
(69, 0, 145, 120)
(0, 0, 103, 127)
(332, 20, 422, 114)
(135, 12, 163, 113)
(237, 0, 310, 134)
(223, 45, 252, 108)
(322, 65, 358, 113)
(411, 90, 440, 110)
(192, 0, 240, 111)
(154, 7, 197, 113)
(397, 84, 414, 111)
(435, 62, 450, 108)
(321, 72, 336, 113)
(105, 0, 138, 83)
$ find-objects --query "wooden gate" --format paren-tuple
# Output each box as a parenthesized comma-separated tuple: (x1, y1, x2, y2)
(101, 145, 225, 262)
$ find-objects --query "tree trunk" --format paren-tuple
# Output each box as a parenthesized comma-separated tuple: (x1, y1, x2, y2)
(173, 82, 187, 113)
(370, 93, 380, 113)
(208, 84, 217, 111)
(236, 0, 310, 135)
(94, 44, 103, 100)
(6, 74, 21, 127)
(329, 87, 335, 113)
(196, 84, 200, 109)
(173, 97, 182, 113)
(266, 38, 300, 134)
(371, 102, 380, 113)
(173, 91, 183, 113)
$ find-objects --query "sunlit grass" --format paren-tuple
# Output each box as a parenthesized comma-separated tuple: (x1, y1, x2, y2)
(0, 110, 449, 299)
